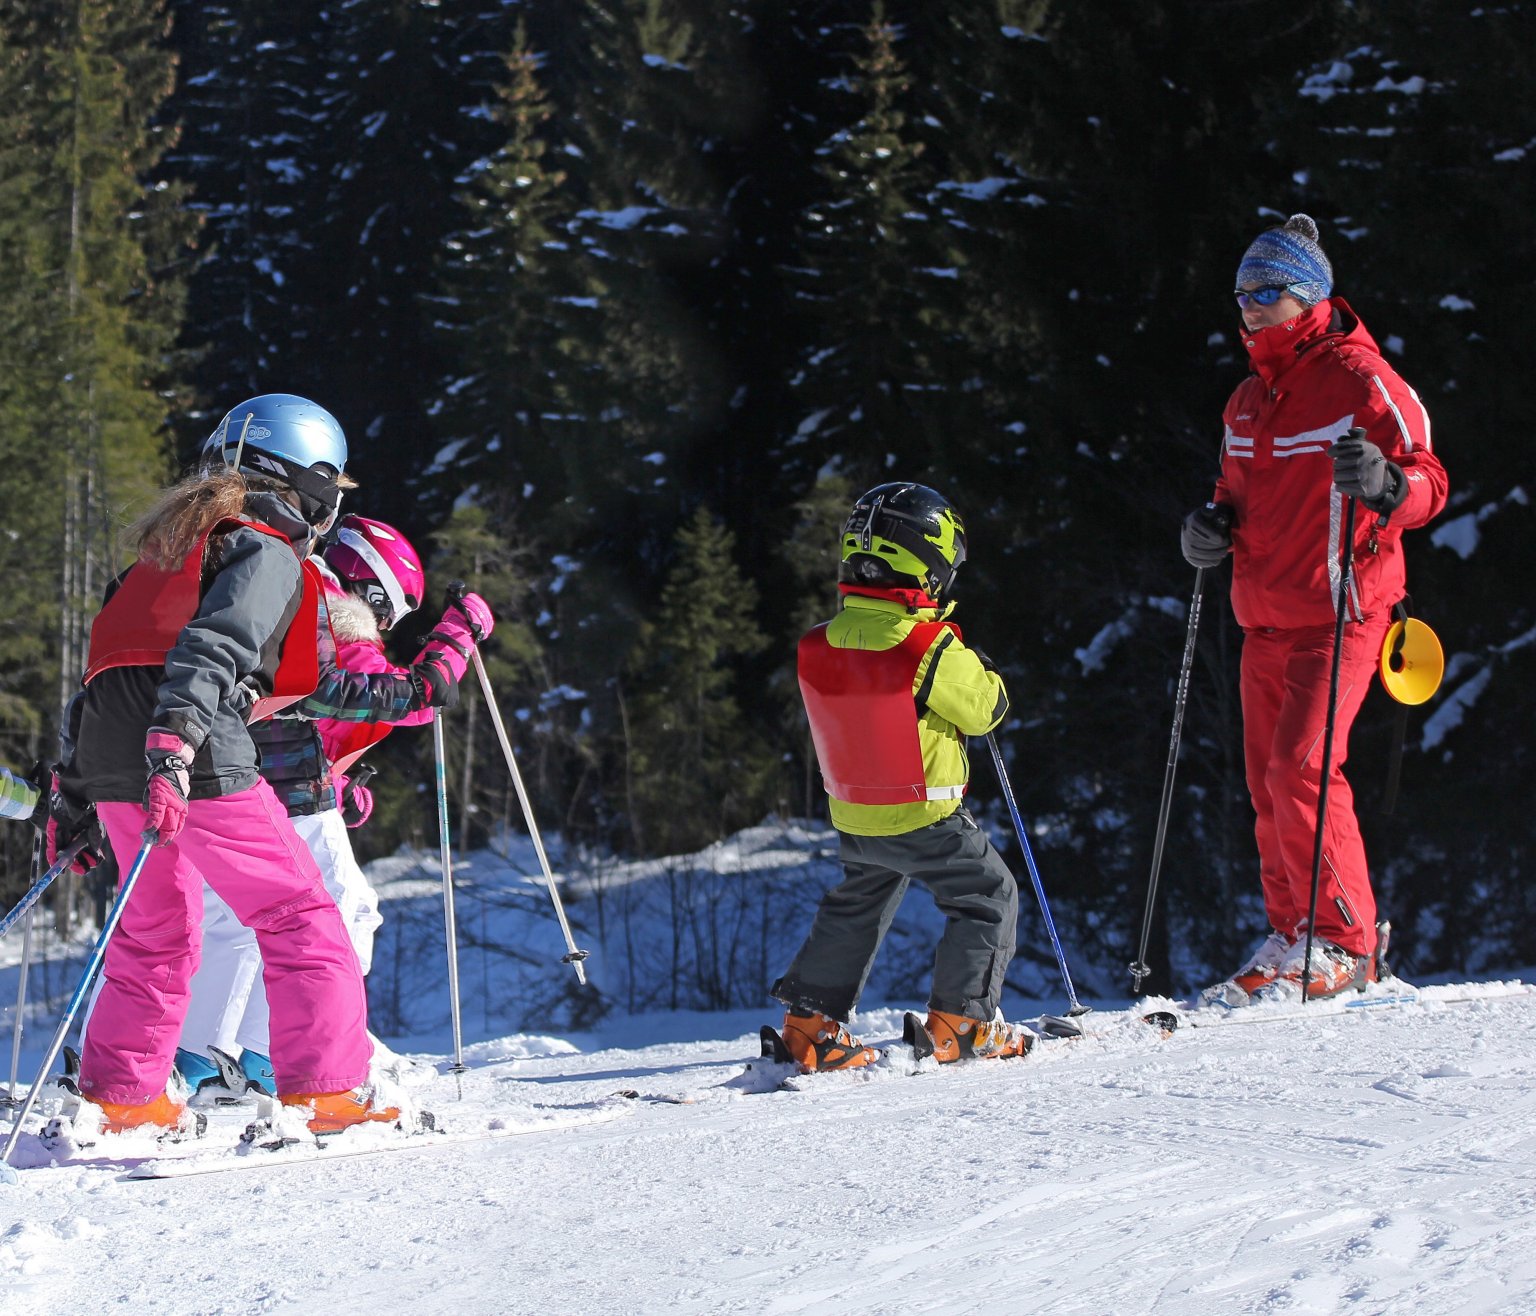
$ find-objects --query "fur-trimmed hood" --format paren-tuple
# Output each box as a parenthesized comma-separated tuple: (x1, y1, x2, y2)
(326, 587, 384, 646)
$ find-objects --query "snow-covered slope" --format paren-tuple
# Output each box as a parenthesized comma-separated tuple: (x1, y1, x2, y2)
(6, 989, 1536, 1315)
(6, 824, 1536, 1313)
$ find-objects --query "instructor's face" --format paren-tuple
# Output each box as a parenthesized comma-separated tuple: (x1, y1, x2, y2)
(1237, 287, 1307, 333)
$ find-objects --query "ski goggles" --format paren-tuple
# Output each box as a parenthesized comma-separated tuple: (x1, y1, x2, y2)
(1233, 284, 1301, 309)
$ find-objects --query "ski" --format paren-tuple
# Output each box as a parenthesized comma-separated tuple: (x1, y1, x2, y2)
(1139, 978, 1532, 1032)
(126, 1107, 629, 1179)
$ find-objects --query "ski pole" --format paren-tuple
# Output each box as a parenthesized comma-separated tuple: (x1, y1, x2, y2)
(4, 833, 45, 1108)
(1129, 566, 1212, 993)
(432, 709, 467, 1091)
(469, 648, 590, 985)
(1301, 489, 1359, 1004)
(986, 732, 1086, 1020)
(0, 837, 86, 941)
(1, 837, 154, 1186)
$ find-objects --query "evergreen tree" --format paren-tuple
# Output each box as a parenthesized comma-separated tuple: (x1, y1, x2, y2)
(778, 5, 946, 487)
(430, 19, 600, 537)
(774, 470, 856, 817)
(622, 507, 775, 855)
(159, 0, 332, 445)
(0, 0, 192, 758)
(1289, 3, 1536, 970)
(0, 0, 194, 913)
(914, 0, 1358, 990)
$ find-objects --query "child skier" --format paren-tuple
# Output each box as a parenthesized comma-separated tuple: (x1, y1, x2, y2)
(53, 393, 401, 1135)
(179, 514, 491, 1094)
(771, 482, 1031, 1070)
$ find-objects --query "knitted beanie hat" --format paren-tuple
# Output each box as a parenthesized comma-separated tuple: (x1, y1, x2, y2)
(1235, 214, 1333, 307)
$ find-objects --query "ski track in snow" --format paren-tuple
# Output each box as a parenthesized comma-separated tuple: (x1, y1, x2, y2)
(4, 994, 1536, 1314)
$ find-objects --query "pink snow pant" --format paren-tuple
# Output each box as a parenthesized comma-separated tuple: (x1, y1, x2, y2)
(1239, 615, 1390, 959)
(79, 781, 372, 1104)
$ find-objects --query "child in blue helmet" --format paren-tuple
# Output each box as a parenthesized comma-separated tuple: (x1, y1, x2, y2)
(53, 394, 404, 1136)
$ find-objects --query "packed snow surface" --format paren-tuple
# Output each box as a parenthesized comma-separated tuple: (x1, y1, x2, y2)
(5, 988, 1536, 1314)
(5, 825, 1535, 1312)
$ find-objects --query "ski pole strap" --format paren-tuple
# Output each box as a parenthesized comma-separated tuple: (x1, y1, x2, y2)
(427, 631, 472, 662)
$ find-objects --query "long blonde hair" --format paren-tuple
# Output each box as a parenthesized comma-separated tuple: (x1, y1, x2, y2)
(129, 469, 250, 572)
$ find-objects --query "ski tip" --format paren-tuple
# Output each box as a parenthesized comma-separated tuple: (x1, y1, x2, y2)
(1038, 1015, 1087, 1040)
(759, 1025, 794, 1064)
(1142, 1011, 1181, 1033)
(902, 1012, 935, 1061)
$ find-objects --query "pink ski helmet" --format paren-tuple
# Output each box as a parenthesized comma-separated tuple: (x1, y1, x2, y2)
(324, 515, 425, 629)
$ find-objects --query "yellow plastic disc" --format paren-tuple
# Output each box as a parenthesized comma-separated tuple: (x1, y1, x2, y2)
(1379, 617, 1444, 706)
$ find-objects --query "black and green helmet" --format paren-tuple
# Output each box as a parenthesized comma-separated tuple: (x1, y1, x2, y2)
(838, 483, 967, 599)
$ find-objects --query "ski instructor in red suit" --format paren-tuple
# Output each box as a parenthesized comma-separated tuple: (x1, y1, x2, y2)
(1181, 213, 1448, 1002)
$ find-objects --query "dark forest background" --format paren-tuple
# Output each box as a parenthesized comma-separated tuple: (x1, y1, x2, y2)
(1, 0, 1531, 995)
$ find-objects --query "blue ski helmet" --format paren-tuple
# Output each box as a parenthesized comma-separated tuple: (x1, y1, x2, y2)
(203, 393, 348, 530)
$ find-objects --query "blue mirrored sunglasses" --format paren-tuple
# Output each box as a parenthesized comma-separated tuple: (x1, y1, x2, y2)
(1233, 284, 1298, 309)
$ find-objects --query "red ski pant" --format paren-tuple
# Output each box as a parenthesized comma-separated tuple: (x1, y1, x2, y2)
(1239, 615, 1389, 959)
(79, 782, 372, 1105)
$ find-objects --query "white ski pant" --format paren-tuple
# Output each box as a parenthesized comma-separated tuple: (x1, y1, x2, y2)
(180, 807, 383, 1058)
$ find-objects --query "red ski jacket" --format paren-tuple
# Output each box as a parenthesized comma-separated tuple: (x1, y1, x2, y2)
(1213, 298, 1447, 630)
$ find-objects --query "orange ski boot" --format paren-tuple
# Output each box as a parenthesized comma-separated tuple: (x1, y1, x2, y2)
(280, 1088, 403, 1134)
(95, 1091, 203, 1138)
(1266, 938, 1376, 1001)
(777, 1011, 878, 1072)
(920, 1009, 1033, 1063)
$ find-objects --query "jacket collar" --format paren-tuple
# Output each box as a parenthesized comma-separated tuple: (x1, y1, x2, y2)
(1240, 297, 1371, 388)
(838, 582, 953, 620)
(243, 491, 313, 551)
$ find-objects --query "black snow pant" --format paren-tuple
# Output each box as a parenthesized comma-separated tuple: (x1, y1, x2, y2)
(773, 808, 1018, 1023)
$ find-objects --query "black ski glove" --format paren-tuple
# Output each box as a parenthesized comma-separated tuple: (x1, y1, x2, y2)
(1180, 503, 1233, 568)
(46, 772, 106, 875)
(410, 654, 461, 709)
(1329, 432, 1407, 516)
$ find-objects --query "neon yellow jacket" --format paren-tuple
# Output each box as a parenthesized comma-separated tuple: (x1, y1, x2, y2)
(819, 592, 1008, 837)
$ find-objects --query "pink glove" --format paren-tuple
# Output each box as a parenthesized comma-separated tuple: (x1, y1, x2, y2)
(436, 592, 495, 650)
(453, 591, 494, 642)
(143, 729, 194, 846)
(409, 593, 494, 709)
